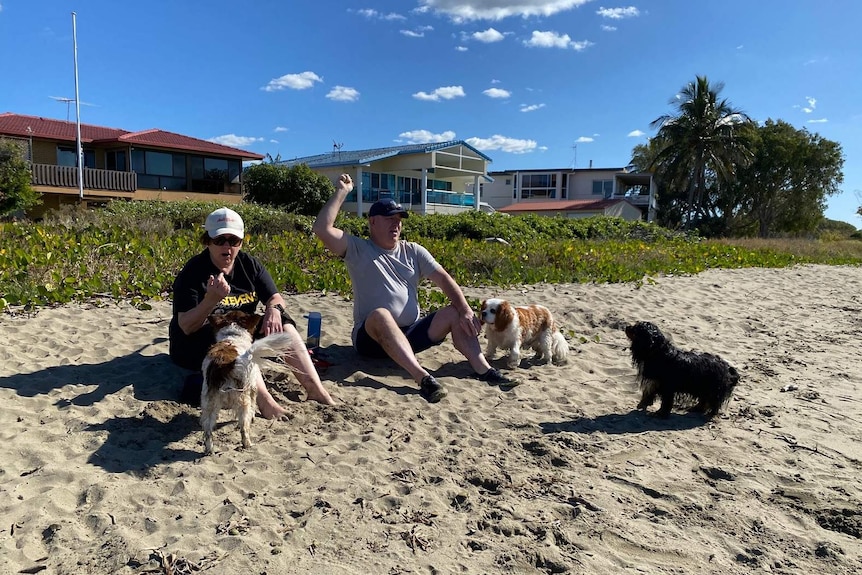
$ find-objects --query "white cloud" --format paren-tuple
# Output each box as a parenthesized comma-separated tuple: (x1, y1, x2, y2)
(401, 25, 434, 37)
(803, 96, 817, 113)
(483, 87, 511, 98)
(627, 129, 646, 137)
(208, 134, 264, 148)
(262, 71, 322, 92)
(270, 139, 279, 144)
(525, 30, 571, 48)
(491, 79, 501, 84)
(601, 25, 617, 32)
(455, 45, 468, 51)
(576, 136, 594, 143)
(520, 103, 545, 112)
(525, 30, 593, 51)
(413, 85, 466, 101)
(399, 129, 457, 143)
(539, 145, 548, 151)
(473, 27, 505, 42)
(326, 86, 360, 102)
(596, 6, 640, 19)
(274, 126, 288, 132)
(808, 118, 828, 124)
(420, 0, 593, 21)
(466, 134, 538, 154)
(355, 8, 406, 21)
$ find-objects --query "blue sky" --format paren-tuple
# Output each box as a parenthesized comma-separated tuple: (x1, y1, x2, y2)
(1, 0, 860, 227)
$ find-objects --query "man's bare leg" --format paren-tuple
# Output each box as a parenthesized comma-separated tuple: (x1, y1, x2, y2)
(428, 305, 492, 374)
(364, 308, 430, 384)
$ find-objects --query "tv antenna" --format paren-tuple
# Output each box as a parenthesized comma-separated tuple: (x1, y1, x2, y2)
(571, 142, 578, 169)
(50, 96, 95, 121)
(332, 140, 344, 152)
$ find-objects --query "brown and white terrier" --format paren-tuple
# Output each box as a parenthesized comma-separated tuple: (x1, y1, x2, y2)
(201, 310, 296, 454)
(479, 298, 569, 369)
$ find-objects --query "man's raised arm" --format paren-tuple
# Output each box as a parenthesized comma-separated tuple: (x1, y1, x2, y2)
(313, 173, 354, 257)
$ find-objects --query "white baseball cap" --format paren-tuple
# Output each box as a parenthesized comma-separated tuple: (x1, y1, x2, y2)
(205, 207, 244, 238)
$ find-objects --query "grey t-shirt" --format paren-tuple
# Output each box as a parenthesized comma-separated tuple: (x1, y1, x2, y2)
(344, 234, 442, 343)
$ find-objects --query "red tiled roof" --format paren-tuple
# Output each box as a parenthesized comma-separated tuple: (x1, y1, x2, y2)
(499, 199, 627, 213)
(0, 112, 263, 160)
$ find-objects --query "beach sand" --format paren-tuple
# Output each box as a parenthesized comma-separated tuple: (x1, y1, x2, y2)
(1, 264, 861, 574)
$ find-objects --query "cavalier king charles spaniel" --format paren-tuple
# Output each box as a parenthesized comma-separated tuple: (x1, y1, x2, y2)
(480, 298, 569, 369)
(625, 321, 739, 419)
(201, 310, 297, 454)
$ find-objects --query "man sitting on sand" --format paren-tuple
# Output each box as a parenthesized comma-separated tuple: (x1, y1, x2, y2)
(312, 174, 517, 403)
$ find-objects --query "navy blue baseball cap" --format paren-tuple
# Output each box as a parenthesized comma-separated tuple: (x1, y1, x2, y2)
(368, 198, 409, 218)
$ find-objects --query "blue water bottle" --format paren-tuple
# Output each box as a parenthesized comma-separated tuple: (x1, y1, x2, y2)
(306, 311, 321, 349)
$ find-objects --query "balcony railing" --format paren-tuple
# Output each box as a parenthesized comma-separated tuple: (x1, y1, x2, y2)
(30, 164, 137, 192)
(346, 189, 475, 207)
(610, 192, 650, 207)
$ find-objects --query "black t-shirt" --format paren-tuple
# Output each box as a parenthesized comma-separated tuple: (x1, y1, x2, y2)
(169, 249, 278, 370)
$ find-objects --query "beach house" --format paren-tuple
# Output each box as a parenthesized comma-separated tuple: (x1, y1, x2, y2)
(483, 167, 657, 222)
(284, 141, 656, 222)
(281, 141, 494, 216)
(0, 112, 263, 217)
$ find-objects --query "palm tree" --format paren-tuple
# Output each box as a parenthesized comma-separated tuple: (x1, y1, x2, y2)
(650, 76, 753, 229)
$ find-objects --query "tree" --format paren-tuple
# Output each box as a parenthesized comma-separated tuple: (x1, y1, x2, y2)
(243, 156, 334, 215)
(649, 76, 755, 230)
(732, 119, 843, 237)
(0, 138, 40, 217)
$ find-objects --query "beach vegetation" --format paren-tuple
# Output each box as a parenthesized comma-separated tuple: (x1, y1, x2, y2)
(242, 156, 334, 216)
(0, 201, 860, 312)
(0, 138, 41, 217)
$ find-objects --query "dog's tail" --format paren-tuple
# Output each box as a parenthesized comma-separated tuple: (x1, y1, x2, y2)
(237, 332, 297, 375)
(551, 331, 569, 365)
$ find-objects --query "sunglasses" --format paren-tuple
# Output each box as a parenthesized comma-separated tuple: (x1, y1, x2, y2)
(212, 235, 242, 247)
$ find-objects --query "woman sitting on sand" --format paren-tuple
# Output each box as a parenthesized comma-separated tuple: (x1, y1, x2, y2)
(168, 207, 335, 417)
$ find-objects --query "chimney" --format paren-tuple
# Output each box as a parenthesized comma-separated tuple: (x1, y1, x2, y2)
(589, 159, 593, 168)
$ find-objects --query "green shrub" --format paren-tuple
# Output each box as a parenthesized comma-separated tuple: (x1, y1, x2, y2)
(1, 199, 860, 312)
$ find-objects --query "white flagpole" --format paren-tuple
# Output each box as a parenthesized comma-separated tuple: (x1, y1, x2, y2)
(72, 12, 84, 201)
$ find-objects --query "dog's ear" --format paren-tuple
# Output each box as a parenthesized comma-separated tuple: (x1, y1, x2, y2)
(208, 312, 228, 330)
(495, 301, 514, 331)
(240, 313, 262, 334)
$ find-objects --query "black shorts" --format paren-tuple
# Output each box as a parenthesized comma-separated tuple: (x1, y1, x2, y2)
(254, 308, 296, 339)
(354, 312, 444, 359)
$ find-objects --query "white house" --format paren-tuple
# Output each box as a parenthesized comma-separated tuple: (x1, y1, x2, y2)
(483, 167, 657, 222)
(282, 140, 494, 216)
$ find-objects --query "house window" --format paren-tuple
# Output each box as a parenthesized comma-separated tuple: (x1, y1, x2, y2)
(592, 179, 613, 198)
(131, 148, 188, 191)
(106, 150, 127, 171)
(57, 146, 95, 168)
(505, 178, 511, 185)
(520, 173, 556, 199)
(189, 156, 241, 193)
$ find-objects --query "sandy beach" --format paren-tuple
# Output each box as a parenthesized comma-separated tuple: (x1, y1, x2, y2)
(1, 264, 861, 574)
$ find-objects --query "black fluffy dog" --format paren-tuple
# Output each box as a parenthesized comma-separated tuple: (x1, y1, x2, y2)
(625, 321, 739, 418)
